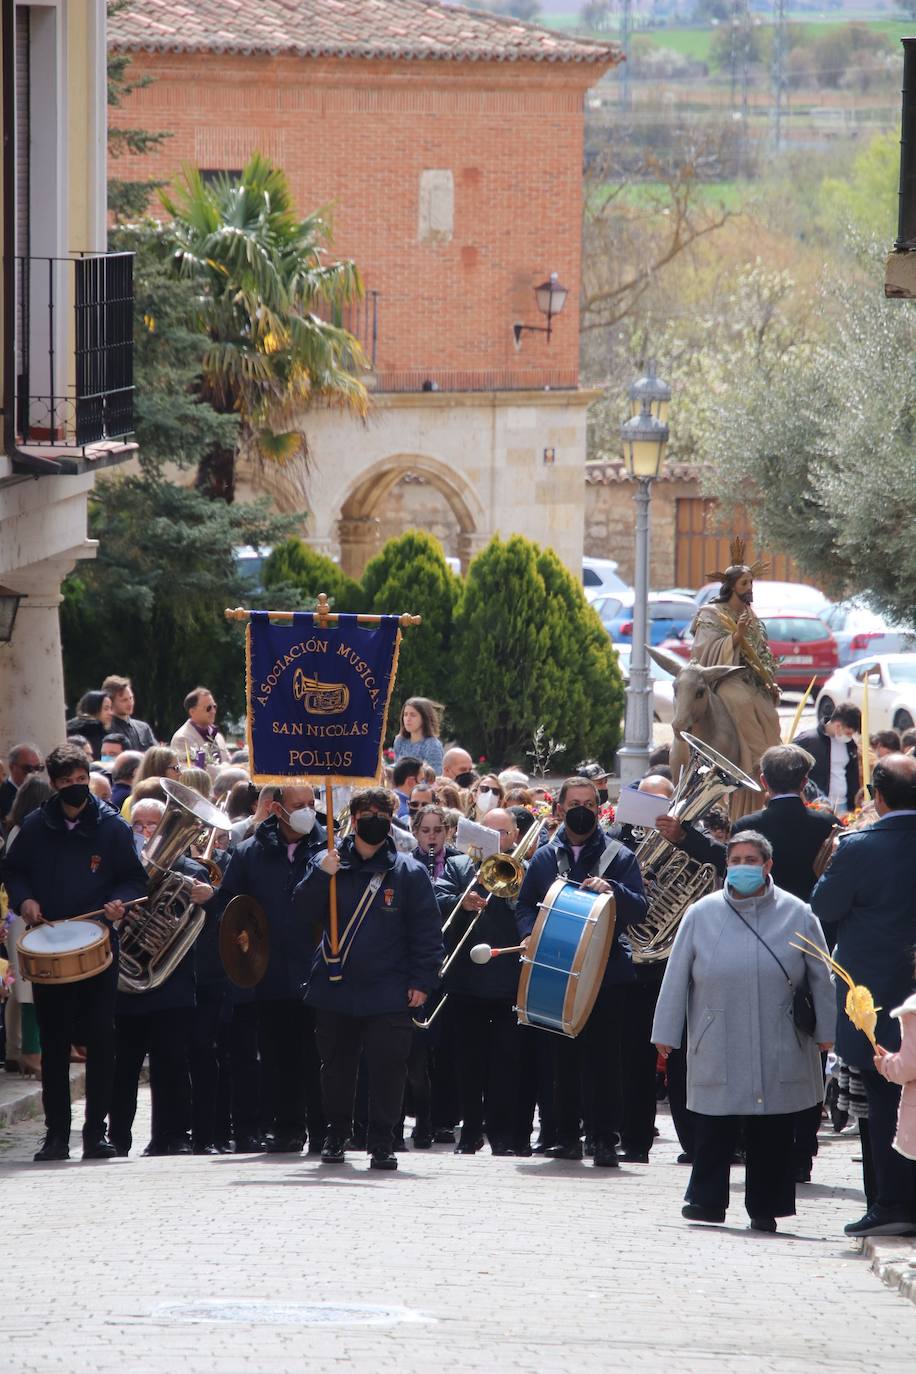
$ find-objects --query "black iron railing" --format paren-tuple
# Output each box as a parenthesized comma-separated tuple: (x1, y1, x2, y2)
(16, 251, 134, 447)
(326, 290, 379, 371)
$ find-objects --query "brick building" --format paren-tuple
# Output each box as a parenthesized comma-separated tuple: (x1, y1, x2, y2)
(108, 0, 619, 574)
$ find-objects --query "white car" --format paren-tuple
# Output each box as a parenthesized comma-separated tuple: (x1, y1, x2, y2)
(694, 579, 828, 615)
(613, 644, 675, 725)
(582, 556, 630, 602)
(814, 654, 916, 732)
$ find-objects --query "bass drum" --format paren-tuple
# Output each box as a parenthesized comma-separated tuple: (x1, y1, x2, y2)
(515, 878, 616, 1038)
(18, 920, 112, 985)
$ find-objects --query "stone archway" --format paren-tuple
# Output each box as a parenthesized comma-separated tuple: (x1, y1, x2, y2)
(337, 454, 485, 578)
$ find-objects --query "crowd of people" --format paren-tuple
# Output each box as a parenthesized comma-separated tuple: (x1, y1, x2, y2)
(1, 675, 916, 1240)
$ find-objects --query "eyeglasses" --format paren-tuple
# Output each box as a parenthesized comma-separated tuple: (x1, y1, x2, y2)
(168, 764, 181, 774)
(19, 764, 42, 775)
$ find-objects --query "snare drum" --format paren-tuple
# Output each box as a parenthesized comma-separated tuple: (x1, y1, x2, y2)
(516, 879, 616, 1037)
(17, 920, 112, 985)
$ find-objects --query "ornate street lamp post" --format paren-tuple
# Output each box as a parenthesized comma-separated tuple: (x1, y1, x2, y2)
(616, 365, 671, 786)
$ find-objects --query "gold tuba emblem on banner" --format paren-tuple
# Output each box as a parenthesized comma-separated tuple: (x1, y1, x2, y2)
(293, 669, 350, 716)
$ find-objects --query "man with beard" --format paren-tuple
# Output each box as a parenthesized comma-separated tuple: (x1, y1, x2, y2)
(515, 776, 647, 1168)
(681, 540, 781, 820)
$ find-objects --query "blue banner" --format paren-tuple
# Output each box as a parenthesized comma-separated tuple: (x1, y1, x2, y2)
(245, 612, 402, 784)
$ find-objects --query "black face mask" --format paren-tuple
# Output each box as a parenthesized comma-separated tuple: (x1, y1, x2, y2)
(356, 814, 391, 846)
(597, 787, 609, 806)
(57, 782, 91, 809)
(564, 805, 597, 837)
(454, 771, 475, 789)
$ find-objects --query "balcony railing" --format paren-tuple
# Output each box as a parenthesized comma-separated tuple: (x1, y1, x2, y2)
(16, 252, 134, 448)
(323, 290, 379, 371)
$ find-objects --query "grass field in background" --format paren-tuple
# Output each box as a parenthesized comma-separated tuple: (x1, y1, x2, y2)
(591, 179, 752, 212)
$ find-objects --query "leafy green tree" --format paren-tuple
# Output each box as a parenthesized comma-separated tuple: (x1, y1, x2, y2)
(263, 539, 362, 613)
(697, 265, 916, 629)
(107, 1, 170, 220)
(818, 132, 899, 244)
(359, 531, 461, 718)
(60, 478, 303, 737)
(450, 536, 624, 766)
(161, 155, 368, 502)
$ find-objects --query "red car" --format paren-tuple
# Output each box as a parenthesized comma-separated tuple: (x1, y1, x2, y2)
(758, 613, 838, 690)
(659, 615, 838, 689)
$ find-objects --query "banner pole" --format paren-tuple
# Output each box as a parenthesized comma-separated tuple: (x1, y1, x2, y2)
(325, 777, 343, 983)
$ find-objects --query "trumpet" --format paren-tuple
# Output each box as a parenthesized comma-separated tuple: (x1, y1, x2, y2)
(413, 817, 546, 1030)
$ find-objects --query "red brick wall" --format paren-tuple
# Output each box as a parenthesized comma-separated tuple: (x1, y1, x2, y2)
(111, 52, 602, 391)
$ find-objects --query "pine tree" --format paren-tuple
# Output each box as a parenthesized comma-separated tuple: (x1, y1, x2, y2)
(360, 531, 460, 714)
(263, 539, 362, 613)
(450, 536, 624, 767)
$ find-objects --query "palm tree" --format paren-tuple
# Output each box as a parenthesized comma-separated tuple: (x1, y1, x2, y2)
(161, 153, 369, 501)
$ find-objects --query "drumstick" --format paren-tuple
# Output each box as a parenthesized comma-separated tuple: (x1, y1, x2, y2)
(469, 943, 524, 964)
(51, 897, 149, 924)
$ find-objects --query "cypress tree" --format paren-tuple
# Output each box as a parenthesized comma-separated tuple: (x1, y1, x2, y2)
(263, 539, 362, 613)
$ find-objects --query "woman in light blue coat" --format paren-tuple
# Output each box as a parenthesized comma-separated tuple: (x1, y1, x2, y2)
(652, 831, 835, 1233)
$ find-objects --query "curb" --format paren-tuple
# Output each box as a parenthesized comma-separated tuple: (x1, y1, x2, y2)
(0, 1067, 86, 1130)
(865, 1236, 916, 1304)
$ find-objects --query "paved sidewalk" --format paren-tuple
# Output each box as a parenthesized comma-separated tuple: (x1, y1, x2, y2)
(1, 1093, 913, 1374)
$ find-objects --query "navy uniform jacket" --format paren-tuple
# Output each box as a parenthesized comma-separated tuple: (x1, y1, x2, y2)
(296, 833, 444, 1017)
(436, 851, 524, 1001)
(1, 793, 146, 925)
(117, 854, 210, 1015)
(732, 795, 838, 904)
(213, 815, 327, 1003)
(811, 811, 916, 1068)
(516, 824, 647, 989)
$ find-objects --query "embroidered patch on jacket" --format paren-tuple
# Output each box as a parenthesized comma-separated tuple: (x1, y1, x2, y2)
(89, 854, 102, 873)
(383, 888, 395, 907)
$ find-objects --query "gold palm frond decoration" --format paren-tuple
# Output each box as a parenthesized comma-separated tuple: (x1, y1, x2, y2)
(790, 932, 880, 1049)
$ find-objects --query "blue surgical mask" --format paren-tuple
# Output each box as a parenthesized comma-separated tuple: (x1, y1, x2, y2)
(727, 864, 766, 896)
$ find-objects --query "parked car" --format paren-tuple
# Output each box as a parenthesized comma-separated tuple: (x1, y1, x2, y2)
(582, 556, 630, 601)
(694, 579, 828, 615)
(613, 644, 675, 725)
(822, 597, 916, 667)
(657, 628, 693, 661)
(592, 591, 697, 646)
(814, 654, 916, 732)
(757, 613, 837, 690)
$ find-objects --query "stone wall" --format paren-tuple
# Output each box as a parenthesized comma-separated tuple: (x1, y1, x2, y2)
(584, 461, 700, 589)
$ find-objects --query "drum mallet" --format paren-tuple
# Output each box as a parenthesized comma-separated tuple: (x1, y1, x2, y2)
(470, 943, 523, 964)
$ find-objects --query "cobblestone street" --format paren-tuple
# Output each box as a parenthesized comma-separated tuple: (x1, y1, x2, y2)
(1, 1088, 912, 1374)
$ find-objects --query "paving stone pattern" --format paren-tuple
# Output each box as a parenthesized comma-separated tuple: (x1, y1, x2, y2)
(0, 1090, 912, 1374)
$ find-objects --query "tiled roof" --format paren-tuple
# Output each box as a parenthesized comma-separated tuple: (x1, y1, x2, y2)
(108, 0, 621, 65)
(586, 458, 699, 484)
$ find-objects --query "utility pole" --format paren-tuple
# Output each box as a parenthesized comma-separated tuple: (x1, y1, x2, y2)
(771, 0, 787, 153)
(620, 0, 632, 112)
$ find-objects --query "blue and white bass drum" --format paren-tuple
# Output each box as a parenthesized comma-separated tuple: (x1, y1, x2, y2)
(515, 878, 616, 1037)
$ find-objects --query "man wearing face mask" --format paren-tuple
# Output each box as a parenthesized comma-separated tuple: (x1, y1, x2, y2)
(296, 787, 443, 1171)
(516, 776, 648, 1168)
(1, 743, 147, 1162)
(213, 783, 326, 1154)
(442, 747, 476, 790)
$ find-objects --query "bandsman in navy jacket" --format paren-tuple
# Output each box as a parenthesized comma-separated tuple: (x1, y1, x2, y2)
(296, 786, 443, 1171)
(516, 775, 647, 1169)
(1, 743, 147, 1162)
(215, 784, 327, 1154)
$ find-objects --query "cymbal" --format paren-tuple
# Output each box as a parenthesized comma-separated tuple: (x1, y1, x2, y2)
(220, 895, 270, 988)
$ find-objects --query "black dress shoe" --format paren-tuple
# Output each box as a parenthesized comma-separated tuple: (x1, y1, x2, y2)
(234, 1136, 265, 1154)
(83, 1139, 117, 1160)
(682, 1203, 726, 1223)
(454, 1134, 485, 1155)
(749, 1216, 777, 1233)
(411, 1132, 433, 1150)
(794, 1164, 812, 1183)
(34, 1136, 69, 1162)
(490, 1142, 516, 1157)
(266, 1136, 304, 1154)
(369, 1148, 398, 1171)
(594, 1142, 620, 1168)
(193, 1143, 219, 1156)
(514, 1140, 533, 1157)
(109, 1140, 131, 1158)
(143, 1138, 192, 1157)
(320, 1135, 346, 1163)
(677, 1152, 693, 1165)
(545, 1141, 583, 1161)
(214, 1140, 233, 1154)
(433, 1127, 456, 1145)
(532, 1140, 557, 1154)
(621, 1150, 650, 1163)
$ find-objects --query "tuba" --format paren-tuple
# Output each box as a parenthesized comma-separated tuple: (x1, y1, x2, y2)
(119, 779, 228, 994)
(628, 732, 760, 965)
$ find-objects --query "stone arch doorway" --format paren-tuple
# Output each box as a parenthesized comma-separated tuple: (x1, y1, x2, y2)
(338, 455, 485, 578)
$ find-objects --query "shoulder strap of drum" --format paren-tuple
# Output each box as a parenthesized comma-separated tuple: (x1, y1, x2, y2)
(554, 836, 623, 880)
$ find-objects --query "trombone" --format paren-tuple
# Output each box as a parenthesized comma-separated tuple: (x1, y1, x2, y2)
(413, 817, 546, 1030)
